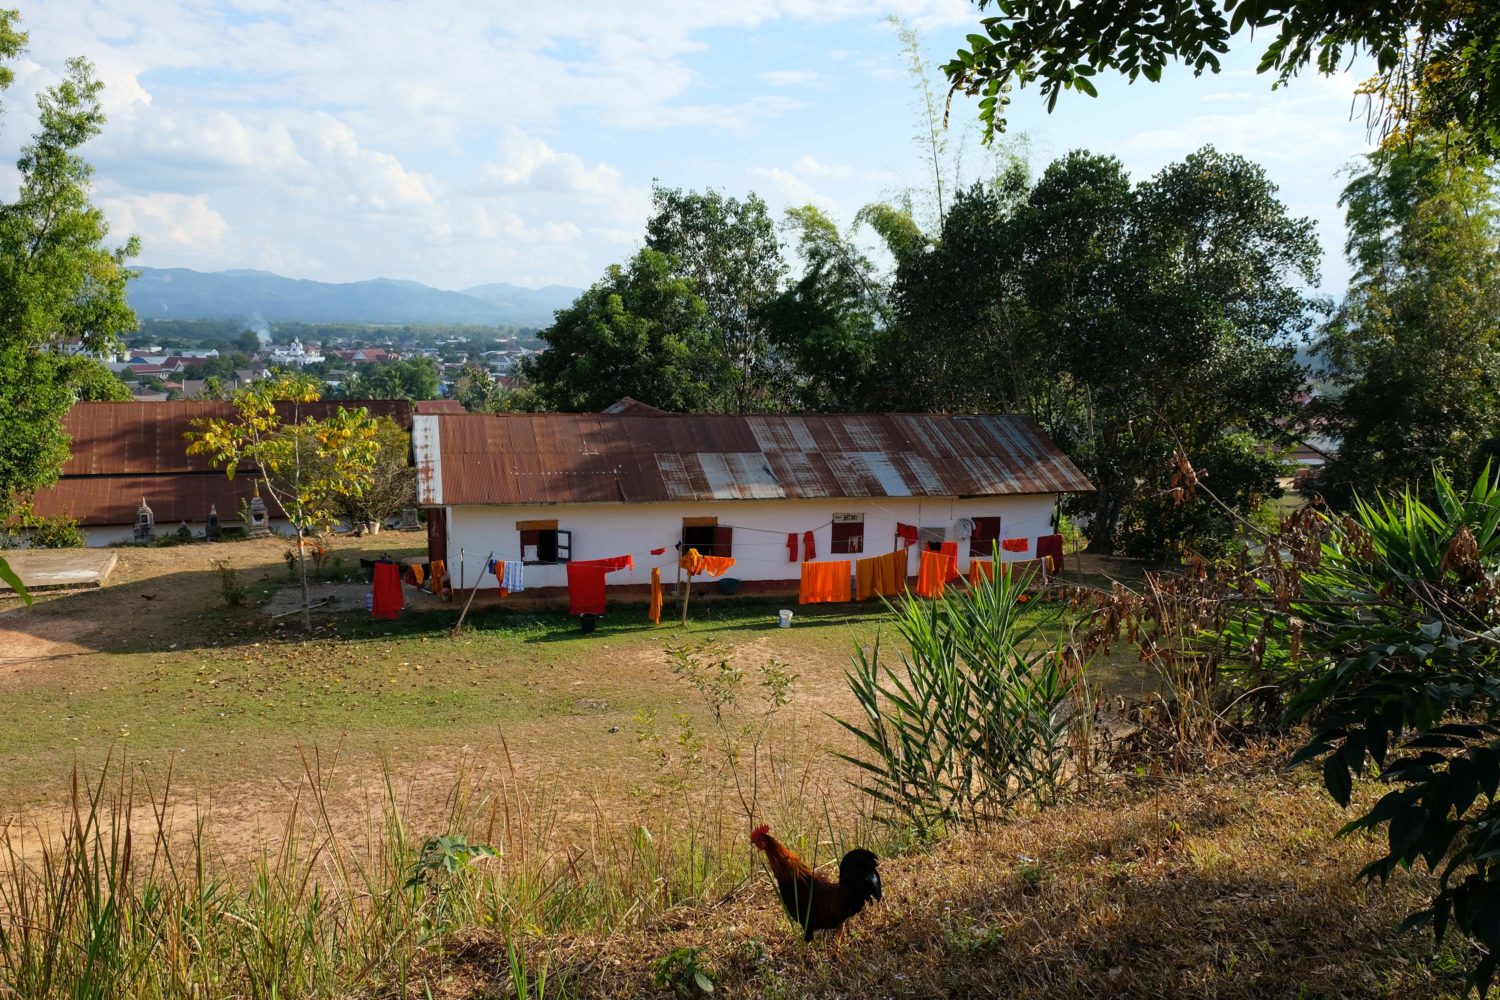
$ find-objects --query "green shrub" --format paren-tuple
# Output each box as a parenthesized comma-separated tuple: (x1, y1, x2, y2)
(151, 532, 196, 547)
(24, 512, 84, 548)
(210, 558, 248, 607)
(837, 566, 1090, 834)
(1230, 465, 1500, 994)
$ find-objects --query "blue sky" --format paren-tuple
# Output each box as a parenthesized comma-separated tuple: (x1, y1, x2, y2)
(3, 1, 1375, 294)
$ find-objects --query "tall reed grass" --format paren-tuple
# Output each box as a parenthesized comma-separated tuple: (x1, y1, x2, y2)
(837, 564, 1093, 834)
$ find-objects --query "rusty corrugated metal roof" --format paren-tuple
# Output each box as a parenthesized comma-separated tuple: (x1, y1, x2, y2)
(416, 412, 1092, 506)
(34, 399, 436, 525)
(58, 400, 422, 476)
(600, 397, 668, 415)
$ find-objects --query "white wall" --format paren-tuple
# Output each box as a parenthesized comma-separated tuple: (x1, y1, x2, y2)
(441, 495, 1058, 590)
(81, 518, 295, 548)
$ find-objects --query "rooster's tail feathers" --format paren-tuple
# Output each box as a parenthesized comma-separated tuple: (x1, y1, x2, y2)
(839, 848, 882, 913)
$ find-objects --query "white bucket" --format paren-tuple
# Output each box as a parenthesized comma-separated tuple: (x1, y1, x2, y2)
(778, 609, 793, 628)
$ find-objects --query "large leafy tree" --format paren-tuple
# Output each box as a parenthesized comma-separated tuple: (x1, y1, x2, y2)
(1035, 148, 1318, 554)
(1314, 137, 1500, 507)
(866, 147, 1316, 554)
(521, 248, 729, 413)
(1044, 149, 1314, 554)
(758, 205, 886, 412)
(0, 12, 138, 523)
(879, 169, 1033, 415)
(308, 416, 415, 533)
(450, 361, 499, 412)
(945, 0, 1500, 156)
(63, 356, 132, 401)
(645, 185, 786, 411)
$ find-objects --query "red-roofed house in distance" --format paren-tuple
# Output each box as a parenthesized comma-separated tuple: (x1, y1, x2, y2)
(31, 399, 463, 545)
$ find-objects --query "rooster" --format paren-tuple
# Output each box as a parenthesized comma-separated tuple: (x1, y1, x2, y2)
(750, 824, 882, 941)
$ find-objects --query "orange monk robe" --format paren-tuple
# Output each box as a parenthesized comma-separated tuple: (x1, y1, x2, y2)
(856, 550, 908, 600)
(679, 549, 736, 578)
(939, 541, 961, 582)
(916, 549, 954, 599)
(648, 566, 663, 624)
(799, 561, 852, 604)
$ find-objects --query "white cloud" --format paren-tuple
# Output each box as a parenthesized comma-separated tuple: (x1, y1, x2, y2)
(748, 165, 841, 214)
(480, 128, 630, 200)
(1115, 72, 1369, 169)
(102, 193, 237, 254)
(793, 155, 853, 178)
(760, 69, 820, 86)
(1, 0, 1369, 292)
(300, 113, 437, 214)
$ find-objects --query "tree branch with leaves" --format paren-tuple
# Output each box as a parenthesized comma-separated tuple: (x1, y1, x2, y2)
(186, 373, 381, 629)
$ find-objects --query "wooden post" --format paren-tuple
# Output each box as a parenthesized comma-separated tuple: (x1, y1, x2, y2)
(679, 570, 692, 626)
(453, 550, 493, 636)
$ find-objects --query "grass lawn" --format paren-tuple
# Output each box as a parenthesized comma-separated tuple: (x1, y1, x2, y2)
(0, 535, 1155, 854)
(0, 536, 1471, 998)
(1, 536, 1136, 849)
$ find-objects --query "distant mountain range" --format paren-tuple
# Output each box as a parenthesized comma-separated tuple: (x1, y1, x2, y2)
(127, 267, 583, 328)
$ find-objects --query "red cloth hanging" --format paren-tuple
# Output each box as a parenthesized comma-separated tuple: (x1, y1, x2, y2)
(895, 522, 918, 547)
(574, 554, 633, 573)
(803, 530, 816, 561)
(1001, 538, 1030, 553)
(565, 555, 633, 616)
(786, 532, 799, 562)
(650, 547, 666, 556)
(1035, 534, 1064, 574)
(371, 562, 404, 620)
(566, 562, 608, 616)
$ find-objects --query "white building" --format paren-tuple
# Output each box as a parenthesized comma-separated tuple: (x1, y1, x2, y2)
(268, 338, 325, 366)
(413, 412, 1092, 595)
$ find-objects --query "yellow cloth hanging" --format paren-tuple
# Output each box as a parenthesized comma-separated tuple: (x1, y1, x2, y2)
(855, 550, 908, 600)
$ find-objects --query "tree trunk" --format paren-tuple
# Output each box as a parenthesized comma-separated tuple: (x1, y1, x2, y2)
(298, 525, 312, 630)
(1084, 486, 1121, 555)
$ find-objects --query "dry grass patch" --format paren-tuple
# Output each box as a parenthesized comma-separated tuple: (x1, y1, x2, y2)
(408, 756, 1467, 999)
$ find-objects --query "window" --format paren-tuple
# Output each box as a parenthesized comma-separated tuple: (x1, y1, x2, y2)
(969, 516, 1001, 558)
(831, 513, 864, 554)
(682, 517, 732, 557)
(518, 519, 571, 564)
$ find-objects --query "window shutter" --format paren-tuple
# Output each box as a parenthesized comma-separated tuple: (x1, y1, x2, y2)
(712, 525, 733, 558)
(969, 516, 1001, 558)
(555, 529, 572, 563)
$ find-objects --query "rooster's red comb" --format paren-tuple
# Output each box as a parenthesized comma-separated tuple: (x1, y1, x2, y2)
(749, 824, 771, 848)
